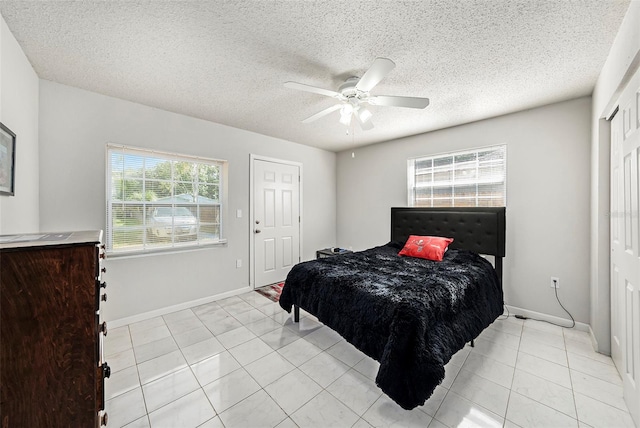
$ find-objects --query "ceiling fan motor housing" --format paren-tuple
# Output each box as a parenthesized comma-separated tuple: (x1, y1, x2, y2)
(339, 76, 368, 101)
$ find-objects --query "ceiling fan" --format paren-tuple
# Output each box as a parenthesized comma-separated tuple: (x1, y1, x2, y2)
(284, 58, 430, 130)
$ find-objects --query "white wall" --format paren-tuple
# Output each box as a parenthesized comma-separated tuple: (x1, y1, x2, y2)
(0, 15, 39, 234)
(590, 1, 640, 354)
(38, 80, 336, 322)
(337, 97, 592, 323)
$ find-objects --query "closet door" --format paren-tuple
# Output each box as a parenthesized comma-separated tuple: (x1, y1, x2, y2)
(611, 66, 640, 426)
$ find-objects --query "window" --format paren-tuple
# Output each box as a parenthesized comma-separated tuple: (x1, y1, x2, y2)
(408, 145, 506, 207)
(106, 145, 227, 254)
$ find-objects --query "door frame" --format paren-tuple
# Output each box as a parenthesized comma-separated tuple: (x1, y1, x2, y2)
(249, 154, 303, 289)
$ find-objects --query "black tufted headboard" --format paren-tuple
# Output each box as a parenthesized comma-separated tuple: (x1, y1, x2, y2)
(391, 207, 505, 256)
(391, 207, 506, 283)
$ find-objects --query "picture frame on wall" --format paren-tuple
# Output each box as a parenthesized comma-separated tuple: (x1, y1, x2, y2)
(0, 122, 16, 196)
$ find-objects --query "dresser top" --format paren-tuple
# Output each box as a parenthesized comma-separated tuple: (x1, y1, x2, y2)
(0, 230, 103, 250)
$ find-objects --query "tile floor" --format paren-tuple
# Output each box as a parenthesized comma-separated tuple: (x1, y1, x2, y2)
(104, 291, 636, 428)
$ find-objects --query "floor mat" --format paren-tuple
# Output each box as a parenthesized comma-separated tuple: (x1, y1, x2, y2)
(255, 282, 284, 302)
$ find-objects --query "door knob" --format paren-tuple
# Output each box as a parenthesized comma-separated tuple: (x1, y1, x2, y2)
(255, 229, 261, 234)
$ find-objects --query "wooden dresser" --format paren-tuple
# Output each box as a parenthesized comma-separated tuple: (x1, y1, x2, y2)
(0, 231, 109, 427)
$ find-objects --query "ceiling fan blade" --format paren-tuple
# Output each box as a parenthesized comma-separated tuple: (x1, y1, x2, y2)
(355, 58, 396, 92)
(284, 81, 340, 98)
(369, 95, 430, 109)
(302, 104, 342, 123)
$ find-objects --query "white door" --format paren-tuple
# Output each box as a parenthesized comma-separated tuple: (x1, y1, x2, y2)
(253, 158, 301, 288)
(610, 66, 640, 425)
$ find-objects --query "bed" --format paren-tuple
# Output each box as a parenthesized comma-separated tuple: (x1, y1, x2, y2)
(278, 207, 506, 410)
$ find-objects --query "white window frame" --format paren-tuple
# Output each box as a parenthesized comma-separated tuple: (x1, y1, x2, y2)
(106, 144, 228, 256)
(408, 145, 507, 207)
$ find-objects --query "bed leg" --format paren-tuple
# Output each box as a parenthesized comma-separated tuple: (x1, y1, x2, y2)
(470, 339, 475, 347)
(294, 305, 300, 323)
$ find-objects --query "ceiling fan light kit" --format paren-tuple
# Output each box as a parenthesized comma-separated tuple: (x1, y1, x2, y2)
(285, 57, 430, 131)
(339, 105, 353, 126)
(358, 107, 373, 123)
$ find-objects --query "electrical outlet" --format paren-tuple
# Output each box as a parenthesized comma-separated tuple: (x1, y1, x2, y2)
(236, 259, 242, 268)
(550, 277, 559, 288)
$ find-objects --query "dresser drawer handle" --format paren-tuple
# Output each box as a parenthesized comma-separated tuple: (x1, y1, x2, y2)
(100, 412, 108, 426)
(101, 294, 107, 302)
(102, 363, 111, 379)
(100, 322, 108, 336)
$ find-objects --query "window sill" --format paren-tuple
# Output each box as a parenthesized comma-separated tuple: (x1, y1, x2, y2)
(105, 239, 228, 260)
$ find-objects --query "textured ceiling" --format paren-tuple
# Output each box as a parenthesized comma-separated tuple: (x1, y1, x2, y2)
(0, 1, 631, 152)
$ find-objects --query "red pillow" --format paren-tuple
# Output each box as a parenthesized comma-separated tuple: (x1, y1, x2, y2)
(398, 235, 454, 262)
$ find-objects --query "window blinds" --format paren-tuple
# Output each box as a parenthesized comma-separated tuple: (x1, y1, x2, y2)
(409, 145, 506, 207)
(106, 145, 226, 254)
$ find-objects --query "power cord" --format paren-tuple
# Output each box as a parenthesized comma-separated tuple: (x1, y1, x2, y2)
(497, 304, 510, 320)
(509, 284, 576, 328)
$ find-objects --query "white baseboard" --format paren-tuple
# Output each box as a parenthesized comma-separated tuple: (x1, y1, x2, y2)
(107, 286, 254, 328)
(505, 305, 590, 332)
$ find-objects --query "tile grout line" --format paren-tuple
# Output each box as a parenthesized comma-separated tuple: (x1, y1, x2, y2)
(521, 319, 585, 423)
(140, 304, 249, 425)
(241, 292, 367, 426)
(501, 315, 523, 427)
(208, 293, 313, 427)
(144, 312, 203, 424)
(128, 323, 153, 428)
(195, 295, 293, 426)
(565, 327, 583, 426)
(171, 311, 219, 424)
(129, 325, 152, 427)
(190, 303, 262, 425)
